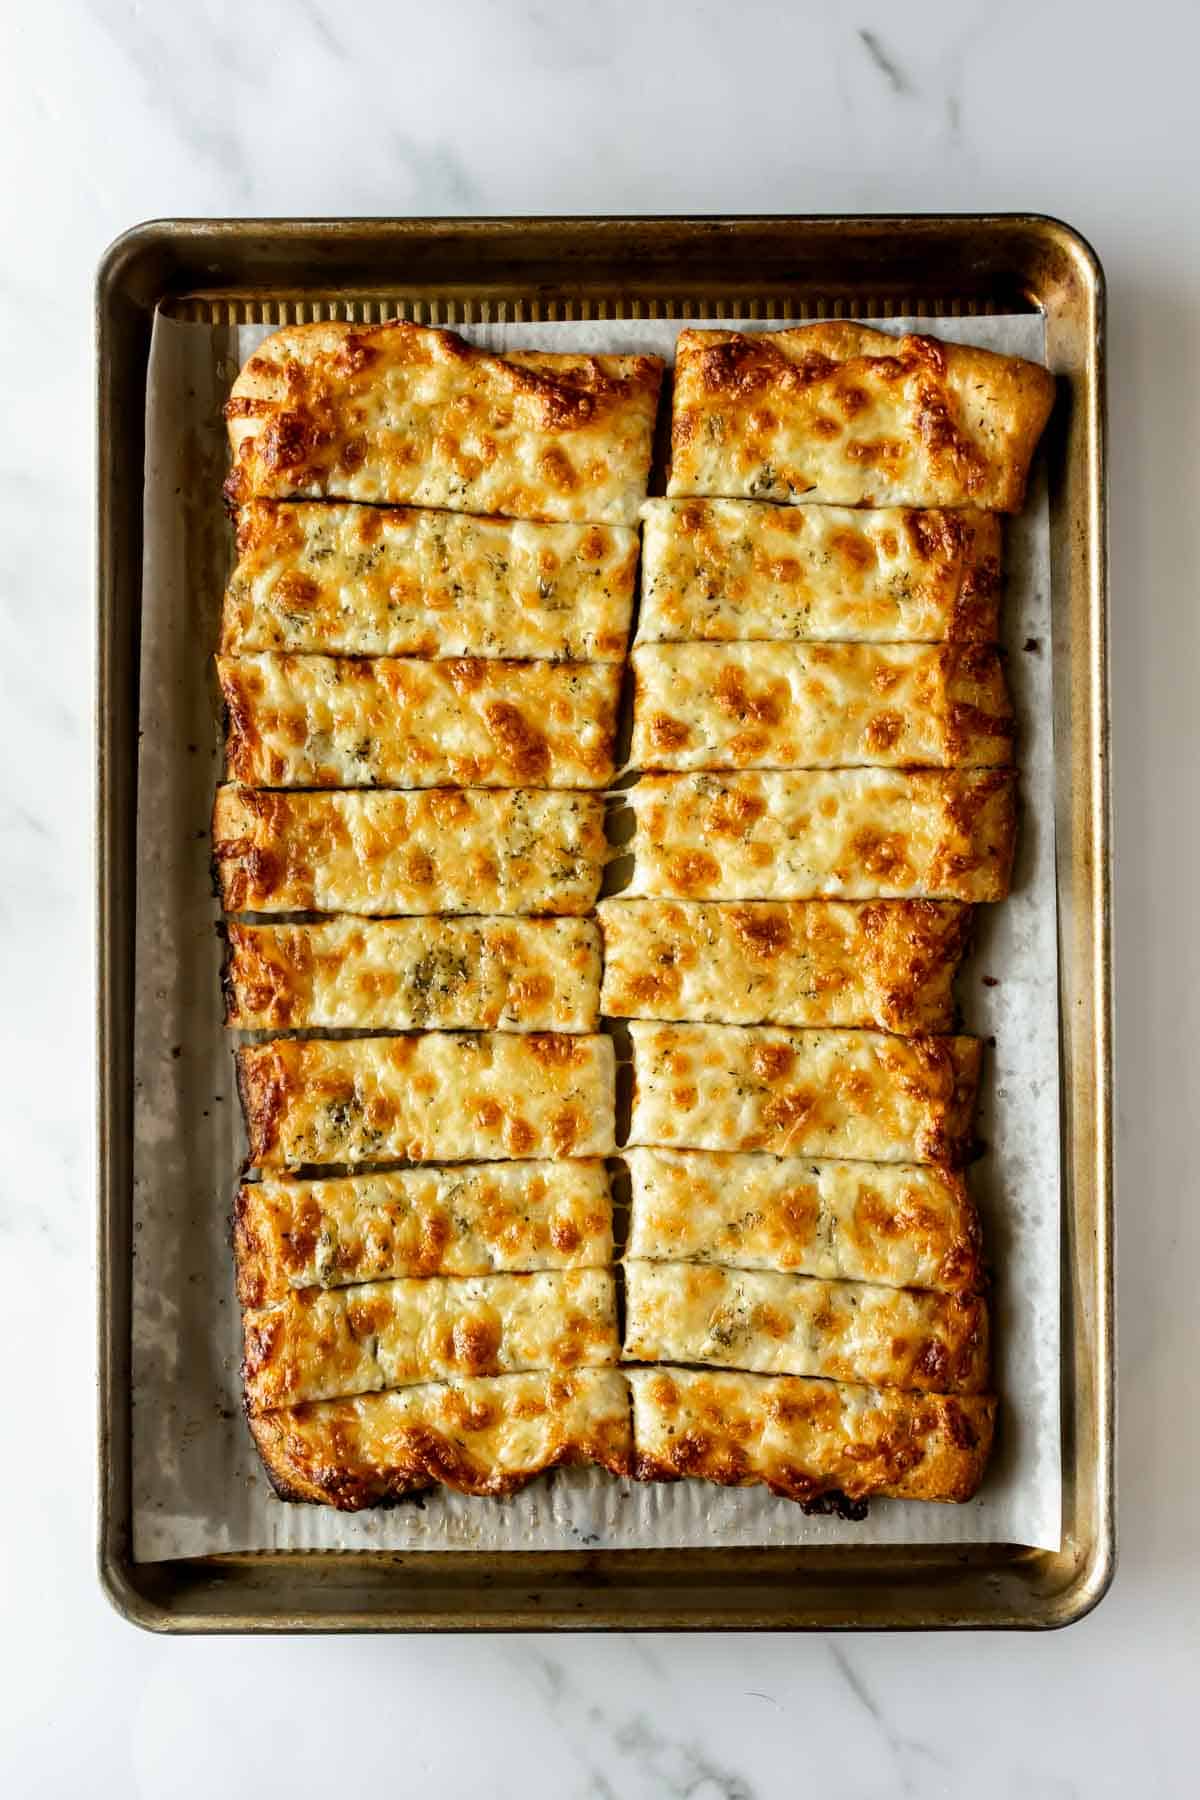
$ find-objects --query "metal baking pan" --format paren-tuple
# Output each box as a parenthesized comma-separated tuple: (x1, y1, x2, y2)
(97, 215, 1111, 1631)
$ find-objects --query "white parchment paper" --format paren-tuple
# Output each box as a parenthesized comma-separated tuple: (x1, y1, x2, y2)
(131, 310, 1060, 1559)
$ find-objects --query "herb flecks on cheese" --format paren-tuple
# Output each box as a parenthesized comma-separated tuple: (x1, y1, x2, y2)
(599, 898, 971, 1033)
(212, 786, 607, 917)
(218, 653, 621, 790)
(224, 501, 638, 662)
(225, 320, 664, 525)
(223, 916, 601, 1032)
(250, 1369, 634, 1507)
(622, 1261, 988, 1393)
(625, 769, 1016, 903)
(669, 322, 1054, 512)
(244, 1268, 620, 1411)
(626, 1021, 981, 1164)
(638, 498, 1003, 645)
(630, 641, 1013, 771)
(235, 1161, 614, 1307)
(629, 1367, 995, 1504)
(237, 1031, 617, 1168)
(624, 1147, 982, 1292)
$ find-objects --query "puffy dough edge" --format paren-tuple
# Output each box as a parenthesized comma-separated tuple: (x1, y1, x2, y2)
(945, 768, 1018, 904)
(628, 1366, 996, 1504)
(234, 1041, 285, 1167)
(921, 1033, 984, 1166)
(247, 1369, 634, 1509)
(227, 320, 664, 419)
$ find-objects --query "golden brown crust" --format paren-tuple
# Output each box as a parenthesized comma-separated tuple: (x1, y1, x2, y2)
(630, 642, 1013, 771)
(637, 499, 1003, 644)
(234, 1161, 614, 1307)
(626, 769, 1017, 903)
(217, 653, 620, 790)
(249, 1369, 634, 1509)
(223, 501, 638, 661)
(211, 784, 607, 916)
(598, 898, 972, 1034)
(623, 1147, 984, 1293)
(627, 1021, 982, 1164)
(668, 323, 1054, 513)
(222, 916, 601, 1032)
(628, 1367, 995, 1503)
(225, 321, 664, 524)
(236, 1031, 616, 1168)
(243, 1267, 620, 1412)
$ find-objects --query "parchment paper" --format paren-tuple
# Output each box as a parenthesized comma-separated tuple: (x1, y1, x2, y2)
(131, 310, 1060, 1559)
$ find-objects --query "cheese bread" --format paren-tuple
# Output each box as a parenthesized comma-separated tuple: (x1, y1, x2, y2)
(630, 642, 1013, 771)
(625, 770, 1017, 903)
(222, 916, 601, 1032)
(637, 498, 1002, 644)
(249, 1369, 633, 1507)
(211, 786, 607, 917)
(622, 1260, 988, 1393)
(626, 1021, 981, 1164)
(223, 500, 638, 661)
(218, 653, 620, 790)
(598, 898, 971, 1034)
(628, 1366, 995, 1504)
(236, 1031, 616, 1168)
(225, 320, 663, 524)
(624, 1147, 982, 1292)
(243, 1267, 619, 1412)
(235, 1161, 614, 1307)
(668, 322, 1054, 512)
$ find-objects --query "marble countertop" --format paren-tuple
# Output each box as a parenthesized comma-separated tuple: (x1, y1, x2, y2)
(3, 0, 1196, 1793)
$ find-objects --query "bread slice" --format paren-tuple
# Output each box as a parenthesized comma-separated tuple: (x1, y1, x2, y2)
(629, 1366, 995, 1504)
(225, 320, 663, 524)
(669, 322, 1054, 512)
(250, 1369, 633, 1508)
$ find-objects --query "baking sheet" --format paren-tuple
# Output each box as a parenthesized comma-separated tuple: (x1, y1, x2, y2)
(130, 310, 1060, 1559)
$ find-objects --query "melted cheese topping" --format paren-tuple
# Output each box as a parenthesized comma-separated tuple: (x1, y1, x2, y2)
(598, 898, 971, 1034)
(668, 323, 1055, 512)
(626, 1022, 981, 1164)
(237, 1031, 616, 1168)
(212, 785, 606, 917)
(223, 501, 638, 661)
(638, 498, 1003, 644)
(625, 770, 1016, 902)
(250, 1369, 633, 1507)
(218, 653, 620, 790)
(622, 1261, 988, 1393)
(628, 1367, 995, 1504)
(235, 1161, 614, 1307)
(624, 1147, 982, 1292)
(243, 1267, 619, 1412)
(630, 642, 1012, 771)
(225, 320, 664, 525)
(223, 917, 601, 1032)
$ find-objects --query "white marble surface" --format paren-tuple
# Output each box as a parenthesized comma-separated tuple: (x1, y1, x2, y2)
(1, 0, 1195, 1793)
